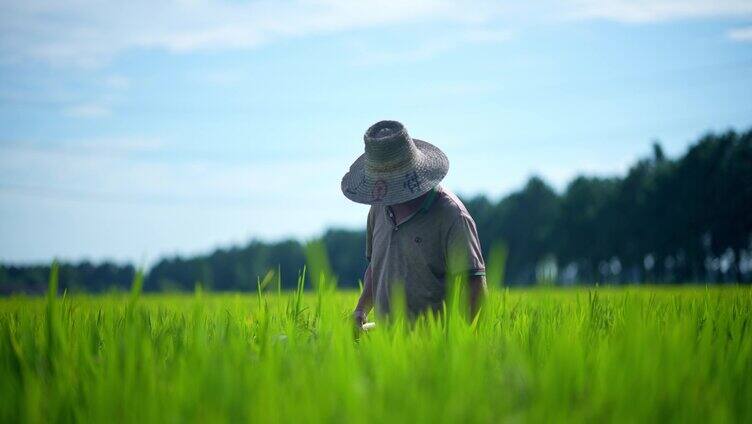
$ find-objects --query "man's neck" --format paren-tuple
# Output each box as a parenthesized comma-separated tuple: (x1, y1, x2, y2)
(390, 190, 430, 224)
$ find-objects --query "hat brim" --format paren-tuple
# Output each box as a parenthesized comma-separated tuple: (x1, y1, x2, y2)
(341, 139, 449, 206)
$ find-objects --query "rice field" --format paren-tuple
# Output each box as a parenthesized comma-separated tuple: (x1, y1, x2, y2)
(1, 271, 751, 423)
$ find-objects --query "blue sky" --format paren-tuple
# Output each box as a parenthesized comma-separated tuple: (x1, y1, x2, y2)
(1, 0, 751, 265)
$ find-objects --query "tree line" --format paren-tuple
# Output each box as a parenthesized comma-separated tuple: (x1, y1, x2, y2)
(2, 128, 750, 294)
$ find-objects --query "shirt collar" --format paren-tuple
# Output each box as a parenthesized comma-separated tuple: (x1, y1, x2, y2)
(385, 186, 439, 227)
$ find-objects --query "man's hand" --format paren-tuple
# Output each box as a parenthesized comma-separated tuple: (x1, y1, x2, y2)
(353, 309, 367, 328)
(353, 265, 373, 330)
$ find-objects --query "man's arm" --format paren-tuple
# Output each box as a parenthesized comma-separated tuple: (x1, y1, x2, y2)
(468, 274, 487, 319)
(353, 265, 373, 326)
(445, 213, 487, 320)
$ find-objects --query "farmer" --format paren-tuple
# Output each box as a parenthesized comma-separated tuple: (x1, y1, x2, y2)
(341, 120, 487, 326)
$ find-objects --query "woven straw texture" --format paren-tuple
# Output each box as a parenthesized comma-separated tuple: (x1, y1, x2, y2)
(341, 121, 449, 206)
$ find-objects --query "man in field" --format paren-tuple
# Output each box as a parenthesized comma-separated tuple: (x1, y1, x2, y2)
(341, 120, 487, 326)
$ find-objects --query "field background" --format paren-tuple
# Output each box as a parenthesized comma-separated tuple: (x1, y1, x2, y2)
(1, 275, 750, 423)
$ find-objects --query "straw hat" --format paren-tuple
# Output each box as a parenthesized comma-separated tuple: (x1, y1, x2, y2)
(341, 120, 449, 206)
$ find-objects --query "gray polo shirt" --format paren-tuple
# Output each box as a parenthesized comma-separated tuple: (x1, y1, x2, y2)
(366, 185, 485, 316)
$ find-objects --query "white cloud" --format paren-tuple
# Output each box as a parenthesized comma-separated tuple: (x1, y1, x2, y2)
(351, 28, 512, 66)
(199, 69, 246, 86)
(2, 1, 750, 68)
(62, 103, 111, 118)
(728, 26, 752, 41)
(0, 136, 348, 203)
(102, 75, 130, 89)
(0, 0, 500, 68)
(568, 0, 752, 23)
(0, 136, 363, 264)
(461, 28, 513, 43)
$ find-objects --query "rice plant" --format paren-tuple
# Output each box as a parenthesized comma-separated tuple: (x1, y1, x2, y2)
(0, 267, 750, 423)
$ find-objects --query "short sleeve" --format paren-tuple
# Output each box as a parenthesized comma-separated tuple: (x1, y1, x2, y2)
(446, 214, 485, 276)
(366, 206, 375, 261)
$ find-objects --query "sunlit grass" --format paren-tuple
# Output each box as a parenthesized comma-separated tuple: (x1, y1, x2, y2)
(1, 271, 750, 423)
